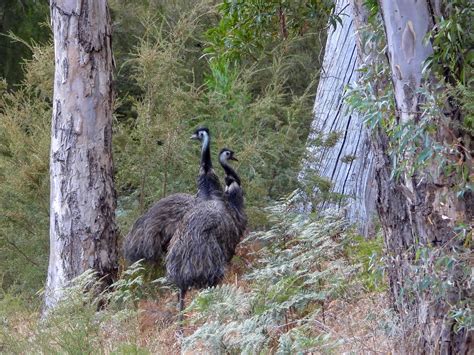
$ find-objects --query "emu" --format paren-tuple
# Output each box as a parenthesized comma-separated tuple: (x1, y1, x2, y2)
(166, 148, 247, 320)
(217, 148, 247, 262)
(122, 127, 221, 265)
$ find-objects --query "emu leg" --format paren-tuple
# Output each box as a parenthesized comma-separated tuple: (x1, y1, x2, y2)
(175, 289, 186, 340)
(177, 288, 186, 328)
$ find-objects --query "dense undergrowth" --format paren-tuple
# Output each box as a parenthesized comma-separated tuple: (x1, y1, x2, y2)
(181, 197, 389, 353)
(1, 195, 394, 353)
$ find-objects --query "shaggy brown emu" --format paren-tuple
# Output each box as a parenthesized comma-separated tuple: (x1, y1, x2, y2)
(122, 127, 222, 265)
(166, 148, 247, 319)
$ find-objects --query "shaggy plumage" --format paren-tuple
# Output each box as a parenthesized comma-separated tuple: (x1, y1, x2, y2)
(166, 148, 247, 317)
(166, 199, 234, 290)
(122, 127, 221, 265)
(122, 193, 194, 264)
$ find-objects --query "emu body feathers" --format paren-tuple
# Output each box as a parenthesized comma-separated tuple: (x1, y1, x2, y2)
(122, 193, 194, 264)
(166, 198, 233, 290)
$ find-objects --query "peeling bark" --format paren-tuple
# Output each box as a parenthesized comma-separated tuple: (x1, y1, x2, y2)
(300, 0, 376, 236)
(350, 0, 472, 352)
(45, 0, 118, 310)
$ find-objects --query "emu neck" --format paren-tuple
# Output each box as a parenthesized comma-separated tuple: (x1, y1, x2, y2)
(201, 134, 212, 172)
(220, 160, 241, 186)
(197, 134, 223, 200)
(220, 159, 244, 213)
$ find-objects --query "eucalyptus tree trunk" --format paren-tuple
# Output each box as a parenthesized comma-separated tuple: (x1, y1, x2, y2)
(45, 0, 118, 310)
(299, 0, 376, 237)
(350, 0, 472, 352)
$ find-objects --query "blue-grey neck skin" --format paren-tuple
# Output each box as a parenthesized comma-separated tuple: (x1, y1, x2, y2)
(201, 131, 212, 172)
(196, 130, 223, 200)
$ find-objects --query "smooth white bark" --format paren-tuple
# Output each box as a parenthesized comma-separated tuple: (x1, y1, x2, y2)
(379, 0, 433, 124)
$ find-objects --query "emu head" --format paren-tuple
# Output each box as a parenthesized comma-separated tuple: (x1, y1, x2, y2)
(190, 127, 210, 143)
(219, 148, 238, 165)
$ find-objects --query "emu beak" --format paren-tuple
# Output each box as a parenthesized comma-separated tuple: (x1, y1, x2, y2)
(190, 134, 198, 140)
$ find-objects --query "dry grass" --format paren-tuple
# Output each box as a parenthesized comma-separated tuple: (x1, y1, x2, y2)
(325, 293, 396, 354)
(1, 241, 395, 354)
(128, 244, 395, 354)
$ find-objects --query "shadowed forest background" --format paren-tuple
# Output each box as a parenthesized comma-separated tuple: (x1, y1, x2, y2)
(0, 0, 472, 353)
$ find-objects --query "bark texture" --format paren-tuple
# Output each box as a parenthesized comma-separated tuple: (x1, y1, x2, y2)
(45, 0, 118, 310)
(351, 0, 472, 352)
(300, 0, 376, 237)
(380, 0, 434, 124)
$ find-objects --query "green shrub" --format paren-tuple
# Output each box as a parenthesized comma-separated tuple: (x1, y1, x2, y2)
(114, 0, 325, 234)
(346, 234, 386, 292)
(0, 269, 143, 353)
(0, 40, 52, 297)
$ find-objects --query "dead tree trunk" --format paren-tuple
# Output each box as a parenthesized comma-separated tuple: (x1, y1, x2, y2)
(45, 0, 118, 310)
(299, 0, 376, 237)
(351, 0, 473, 352)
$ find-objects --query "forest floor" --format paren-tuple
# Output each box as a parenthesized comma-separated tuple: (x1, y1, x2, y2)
(134, 292, 393, 353)
(2, 235, 396, 354)
(130, 245, 394, 354)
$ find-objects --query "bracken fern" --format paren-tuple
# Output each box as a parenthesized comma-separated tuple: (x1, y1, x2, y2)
(183, 191, 360, 353)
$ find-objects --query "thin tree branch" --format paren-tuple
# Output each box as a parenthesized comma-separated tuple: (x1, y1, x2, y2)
(3, 236, 42, 268)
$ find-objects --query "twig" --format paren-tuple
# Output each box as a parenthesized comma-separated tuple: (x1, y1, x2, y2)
(4, 237, 42, 268)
